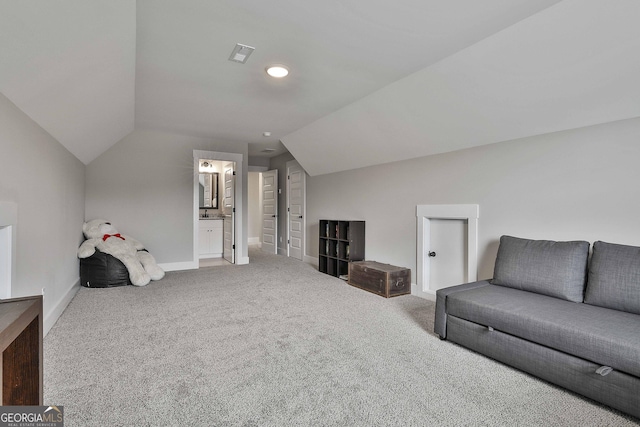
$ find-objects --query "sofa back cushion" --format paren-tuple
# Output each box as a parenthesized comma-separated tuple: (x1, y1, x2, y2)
(492, 235, 589, 302)
(585, 241, 640, 315)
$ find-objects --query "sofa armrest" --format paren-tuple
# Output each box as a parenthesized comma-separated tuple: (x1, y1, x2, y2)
(434, 280, 492, 339)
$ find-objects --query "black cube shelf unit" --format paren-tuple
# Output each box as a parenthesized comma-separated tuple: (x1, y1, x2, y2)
(318, 220, 365, 279)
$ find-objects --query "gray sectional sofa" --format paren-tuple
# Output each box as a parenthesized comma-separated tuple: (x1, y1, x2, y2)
(435, 235, 640, 419)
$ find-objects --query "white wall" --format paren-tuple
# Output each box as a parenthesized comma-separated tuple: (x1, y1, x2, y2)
(306, 117, 640, 281)
(85, 129, 248, 265)
(0, 92, 85, 334)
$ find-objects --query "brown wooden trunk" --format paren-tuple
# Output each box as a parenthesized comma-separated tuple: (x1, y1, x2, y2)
(348, 261, 411, 298)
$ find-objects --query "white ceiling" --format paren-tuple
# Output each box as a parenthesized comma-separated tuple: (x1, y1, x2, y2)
(0, 0, 565, 165)
(0, 1, 136, 164)
(283, 0, 640, 175)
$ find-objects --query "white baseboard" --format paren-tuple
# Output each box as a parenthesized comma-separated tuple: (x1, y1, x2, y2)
(160, 256, 251, 269)
(44, 278, 80, 337)
(158, 260, 198, 272)
(199, 254, 222, 259)
(411, 284, 436, 301)
(304, 255, 319, 268)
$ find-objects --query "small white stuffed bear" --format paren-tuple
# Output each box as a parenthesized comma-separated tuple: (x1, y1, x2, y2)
(77, 219, 165, 286)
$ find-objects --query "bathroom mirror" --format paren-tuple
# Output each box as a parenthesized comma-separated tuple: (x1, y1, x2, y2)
(199, 172, 219, 209)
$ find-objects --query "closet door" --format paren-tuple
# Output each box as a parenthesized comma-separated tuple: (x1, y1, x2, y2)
(287, 161, 305, 261)
(261, 170, 278, 254)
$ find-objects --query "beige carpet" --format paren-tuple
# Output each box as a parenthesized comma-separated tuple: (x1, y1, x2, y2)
(44, 248, 638, 426)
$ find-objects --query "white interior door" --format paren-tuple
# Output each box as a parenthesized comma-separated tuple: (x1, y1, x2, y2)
(261, 170, 278, 254)
(415, 204, 479, 299)
(287, 161, 305, 261)
(427, 219, 468, 291)
(223, 163, 235, 263)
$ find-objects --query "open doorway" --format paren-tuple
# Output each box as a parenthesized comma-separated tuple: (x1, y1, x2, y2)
(247, 171, 264, 248)
(246, 169, 277, 254)
(193, 150, 248, 267)
(197, 159, 228, 267)
(245, 161, 307, 260)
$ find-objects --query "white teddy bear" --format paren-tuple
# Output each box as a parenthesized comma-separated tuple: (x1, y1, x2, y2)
(77, 219, 165, 286)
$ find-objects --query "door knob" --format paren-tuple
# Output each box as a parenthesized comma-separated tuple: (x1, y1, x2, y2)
(298, 215, 303, 219)
(428, 251, 436, 257)
(272, 215, 276, 218)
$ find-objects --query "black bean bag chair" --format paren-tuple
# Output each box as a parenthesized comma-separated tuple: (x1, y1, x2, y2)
(80, 249, 132, 288)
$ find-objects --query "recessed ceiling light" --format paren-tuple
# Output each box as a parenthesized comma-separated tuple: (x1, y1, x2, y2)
(266, 65, 289, 78)
(262, 148, 276, 153)
(263, 131, 271, 137)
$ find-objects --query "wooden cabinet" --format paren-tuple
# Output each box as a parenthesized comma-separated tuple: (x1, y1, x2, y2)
(0, 296, 43, 405)
(199, 220, 223, 258)
(318, 220, 365, 278)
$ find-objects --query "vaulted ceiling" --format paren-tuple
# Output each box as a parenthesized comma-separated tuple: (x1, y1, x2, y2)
(1, 1, 639, 176)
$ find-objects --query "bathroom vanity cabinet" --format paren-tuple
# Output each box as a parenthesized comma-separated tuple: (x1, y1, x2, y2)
(199, 219, 223, 258)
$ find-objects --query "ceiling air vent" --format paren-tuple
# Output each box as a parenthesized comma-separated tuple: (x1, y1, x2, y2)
(228, 43, 255, 64)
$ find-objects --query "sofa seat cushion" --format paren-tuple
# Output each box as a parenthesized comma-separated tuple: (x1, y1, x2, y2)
(492, 235, 589, 302)
(446, 284, 640, 377)
(585, 241, 640, 315)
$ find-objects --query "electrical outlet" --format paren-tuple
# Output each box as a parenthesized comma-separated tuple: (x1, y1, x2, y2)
(279, 237, 282, 242)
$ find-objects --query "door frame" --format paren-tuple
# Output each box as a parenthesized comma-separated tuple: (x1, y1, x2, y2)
(415, 204, 479, 300)
(193, 150, 248, 267)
